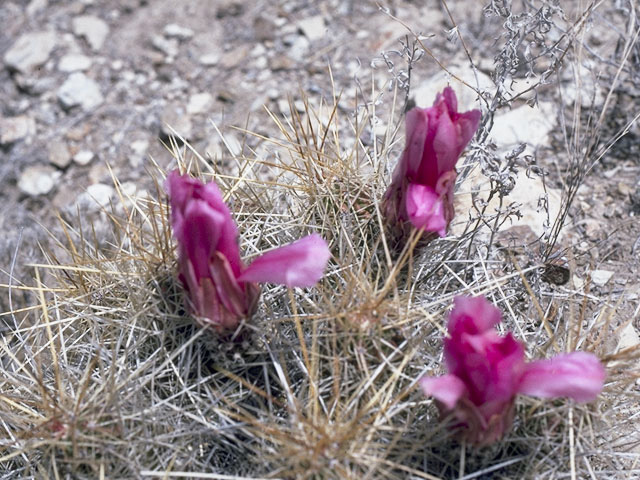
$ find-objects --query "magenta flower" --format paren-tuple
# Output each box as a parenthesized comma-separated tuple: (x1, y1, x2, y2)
(420, 296, 606, 445)
(167, 171, 330, 331)
(383, 87, 481, 237)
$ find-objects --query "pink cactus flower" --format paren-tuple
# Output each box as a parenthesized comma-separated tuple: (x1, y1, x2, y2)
(383, 87, 481, 237)
(167, 171, 330, 331)
(420, 296, 606, 445)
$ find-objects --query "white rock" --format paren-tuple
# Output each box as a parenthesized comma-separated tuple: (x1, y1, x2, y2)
(205, 138, 223, 159)
(0, 115, 36, 145)
(416, 64, 493, 111)
(75, 183, 115, 211)
(129, 138, 149, 167)
(18, 165, 61, 196)
(119, 181, 137, 197)
(58, 53, 92, 72)
(252, 43, 267, 57)
(27, 0, 48, 16)
(453, 170, 562, 239)
(163, 23, 194, 40)
(57, 73, 103, 111)
(72, 15, 109, 51)
(277, 98, 290, 115)
(4, 30, 57, 73)
(287, 35, 310, 62)
(131, 139, 149, 155)
(73, 150, 94, 165)
(48, 139, 71, 168)
(152, 35, 178, 57)
(297, 15, 326, 42)
(253, 55, 267, 69)
(563, 63, 605, 108)
(187, 92, 213, 114)
(491, 102, 556, 149)
(224, 133, 242, 156)
(573, 276, 584, 290)
(591, 270, 614, 286)
(198, 53, 220, 66)
(617, 323, 640, 351)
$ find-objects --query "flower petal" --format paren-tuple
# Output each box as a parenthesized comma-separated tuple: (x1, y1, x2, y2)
(404, 108, 430, 178)
(239, 234, 330, 288)
(456, 109, 482, 148)
(166, 171, 243, 276)
(432, 105, 459, 176)
(405, 183, 447, 236)
(179, 199, 225, 280)
(209, 251, 251, 320)
(420, 374, 467, 410)
(441, 86, 458, 112)
(447, 296, 503, 337)
(518, 352, 605, 402)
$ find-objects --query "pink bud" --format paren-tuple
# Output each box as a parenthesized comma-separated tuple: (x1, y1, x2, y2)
(383, 87, 481, 237)
(420, 296, 605, 445)
(166, 171, 330, 331)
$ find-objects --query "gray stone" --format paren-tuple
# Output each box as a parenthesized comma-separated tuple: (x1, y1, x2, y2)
(72, 15, 109, 51)
(73, 150, 94, 166)
(12, 73, 56, 96)
(4, 30, 57, 73)
(583, 219, 601, 241)
(163, 23, 194, 40)
(161, 105, 193, 140)
(18, 165, 61, 196)
(219, 45, 249, 69)
(618, 182, 632, 197)
(269, 54, 294, 71)
(48, 139, 71, 168)
(0, 115, 36, 145)
(57, 73, 103, 111)
(254, 15, 277, 42)
(88, 163, 110, 184)
(58, 53, 92, 72)
(187, 92, 213, 115)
